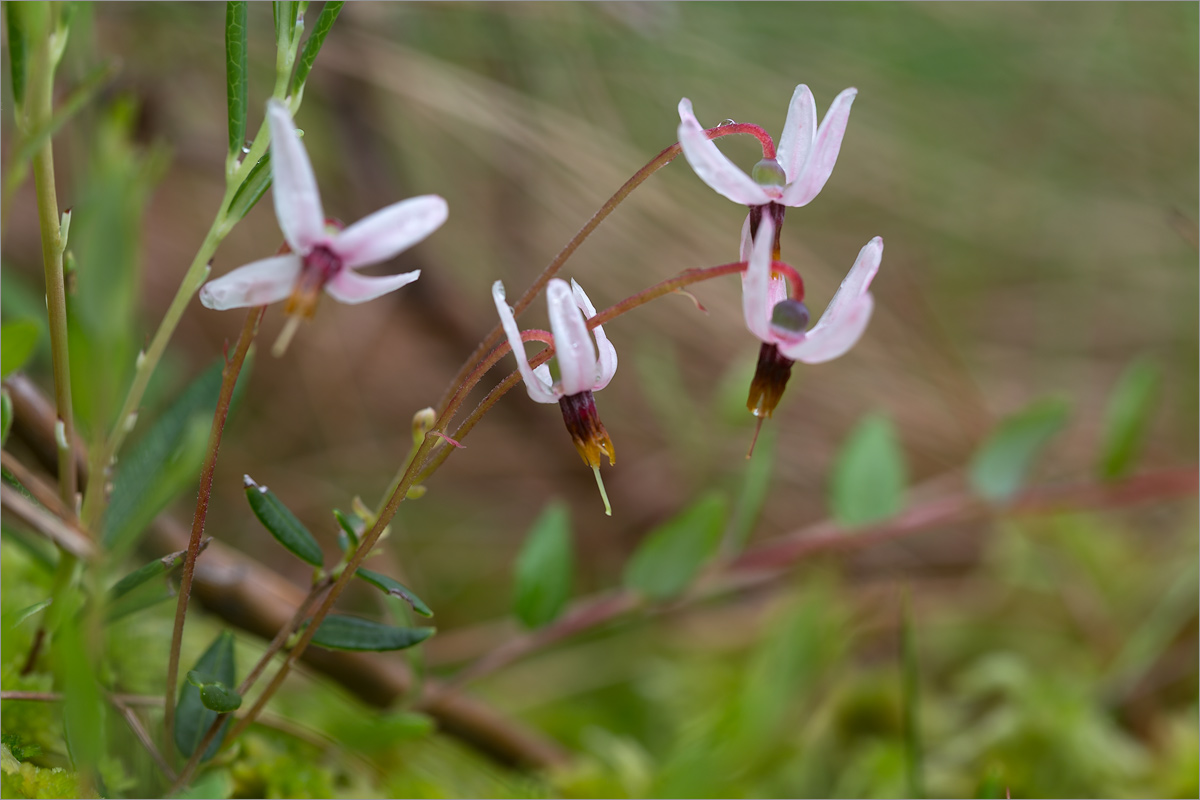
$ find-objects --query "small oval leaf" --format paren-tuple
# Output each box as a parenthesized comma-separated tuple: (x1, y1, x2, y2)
(310, 615, 435, 652)
(512, 500, 573, 628)
(1098, 358, 1161, 480)
(624, 493, 728, 601)
(244, 476, 324, 566)
(830, 413, 907, 527)
(175, 631, 236, 760)
(199, 682, 243, 714)
(970, 398, 1070, 503)
(355, 568, 433, 617)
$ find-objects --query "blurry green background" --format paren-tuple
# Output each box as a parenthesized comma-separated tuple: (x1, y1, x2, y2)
(2, 3, 1196, 797)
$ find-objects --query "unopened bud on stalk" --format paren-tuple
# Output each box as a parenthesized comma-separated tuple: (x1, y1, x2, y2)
(412, 407, 436, 446)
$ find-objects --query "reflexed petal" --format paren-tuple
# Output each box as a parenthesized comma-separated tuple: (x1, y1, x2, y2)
(677, 98, 770, 206)
(332, 195, 448, 270)
(740, 215, 776, 342)
(325, 268, 421, 305)
(492, 281, 557, 404)
(571, 279, 618, 390)
(781, 295, 873, 364)
(267, 99, 327, 253)
(547, 278, 597, 397)
(775, 84, 817, 184)
(738, 213, 788, 319)
(779, 237, 882, 363)
(199, 254, 302, 310)
(781, 87, 857, 207)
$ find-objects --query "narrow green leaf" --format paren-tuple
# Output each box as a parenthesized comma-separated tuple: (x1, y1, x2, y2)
(2, 599, 51, 631)
(310, 615, 435, 652)
(273, 1, 296, 50)
(226, 150, 272, 224)
(105, 579, 174, 623)
(1, 388, 13, 446)
(224, 2, 249, 157)
(59, 619, 105, 771)
(290, 1, 343, 95)
(108, 546, 193, 600)
(830, 413, 907, 527)
(1097, 358, 1161, 480)
(103, 355, 251, 554)
(969, 398, 1070, 503)
(1, 320, 40, 378)
(333, 508, 360, 552)
(512, 500, 573, 628)
(14, 61, 118, 165)
(175, 631, 236, 760)
(4, 1, 28, 109)
(624, 493, 728, 601)
(355, 568, 432, 617)
(244, 476, 324, 566)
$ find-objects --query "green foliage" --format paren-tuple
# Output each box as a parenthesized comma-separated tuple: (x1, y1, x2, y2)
(310, 615, 435, 651)
(103, 357, 246, 555)
(0, 757, 81, 800)
(512, 500, 573, 628)
(332, 508, 361, 551)
(1, 389, 12, 446)
(355, 567, 433, 617)
(290, 1, 344, 95)
(2, 600, 51, 632)
(1, 734, 42, 763)
(969, 398, 1070, 502)
(830, 413, 907, 527)
(0, 321, 39, 379)
(187, 671, 243, 714)
(4, 2, 28, 109)
(107, 548, 189, 601)
(244, 476, 325, 566)
(224, 2, 248, 157)
(1097, 358, 1161, 480)
(624, 493, 727, 601)
(58, 619, 104, 772)
(225, 149, 272, 225)
(175, 631, 237, 761)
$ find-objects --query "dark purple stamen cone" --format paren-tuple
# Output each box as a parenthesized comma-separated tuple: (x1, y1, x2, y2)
(558, 390, 615, 468)
(746, 342, 795, 418)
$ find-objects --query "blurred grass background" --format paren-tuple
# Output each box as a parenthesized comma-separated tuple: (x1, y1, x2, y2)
(2, 2, 1196, 797)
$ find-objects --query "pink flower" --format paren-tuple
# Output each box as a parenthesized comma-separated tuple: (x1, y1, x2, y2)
(493, 278, 618, 515)
(200, 99, 447, 352)
(743, 214, 883, 419)
(677, 85, 857, 208)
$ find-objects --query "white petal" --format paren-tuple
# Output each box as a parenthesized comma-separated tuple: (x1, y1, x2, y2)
(779, 237, 882, 363)
(571, 279, 617, 390)
(677, 98, 770, 206)
(267, 99, 327, 253)
(325, 268, 421, 305)
(547, 278, 596, 397)
(740, 214, 776, 342)
(199, 254, 302, 310)
(775, 84, 817, 184)
(492, 281, 557, 404)
(332, 195, 448, 270)
(781, 88, 857, 207)
(780, 295, 873, 364)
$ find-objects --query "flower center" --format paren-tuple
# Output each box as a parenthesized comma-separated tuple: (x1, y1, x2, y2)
(769, 298, 810, 340)
(558, 391, 615, 469)
(751, 158, 787, 188)
(284, 244, 343, 319)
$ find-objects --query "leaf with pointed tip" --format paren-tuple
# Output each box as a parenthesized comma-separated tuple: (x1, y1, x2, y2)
(244, 476, 324, 566)
(512, 500, 573, 628)
(333, 508, 361, 552)
(1098, 358, 1161, 480)
(108, 546, 198, 600)
(2, 599, 51, 631)
(224, 2, 248, 157)
(290, 1, 344, 95)
(227, 149, 272, 224)
(175, 631, 236, 760)
(830, 413, 907, 527)
(624, 493, 727, 601)
(310, 615, 435, 652)
(355, 568, 432, 617)
(970, 398, 1070, 503)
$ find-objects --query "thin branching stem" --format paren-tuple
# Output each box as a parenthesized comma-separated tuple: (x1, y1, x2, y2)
(163, 306, 263, 760)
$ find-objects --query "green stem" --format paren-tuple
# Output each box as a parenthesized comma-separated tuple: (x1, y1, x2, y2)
(162, 307, 263, 761)
(27, 3, 75, 511)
